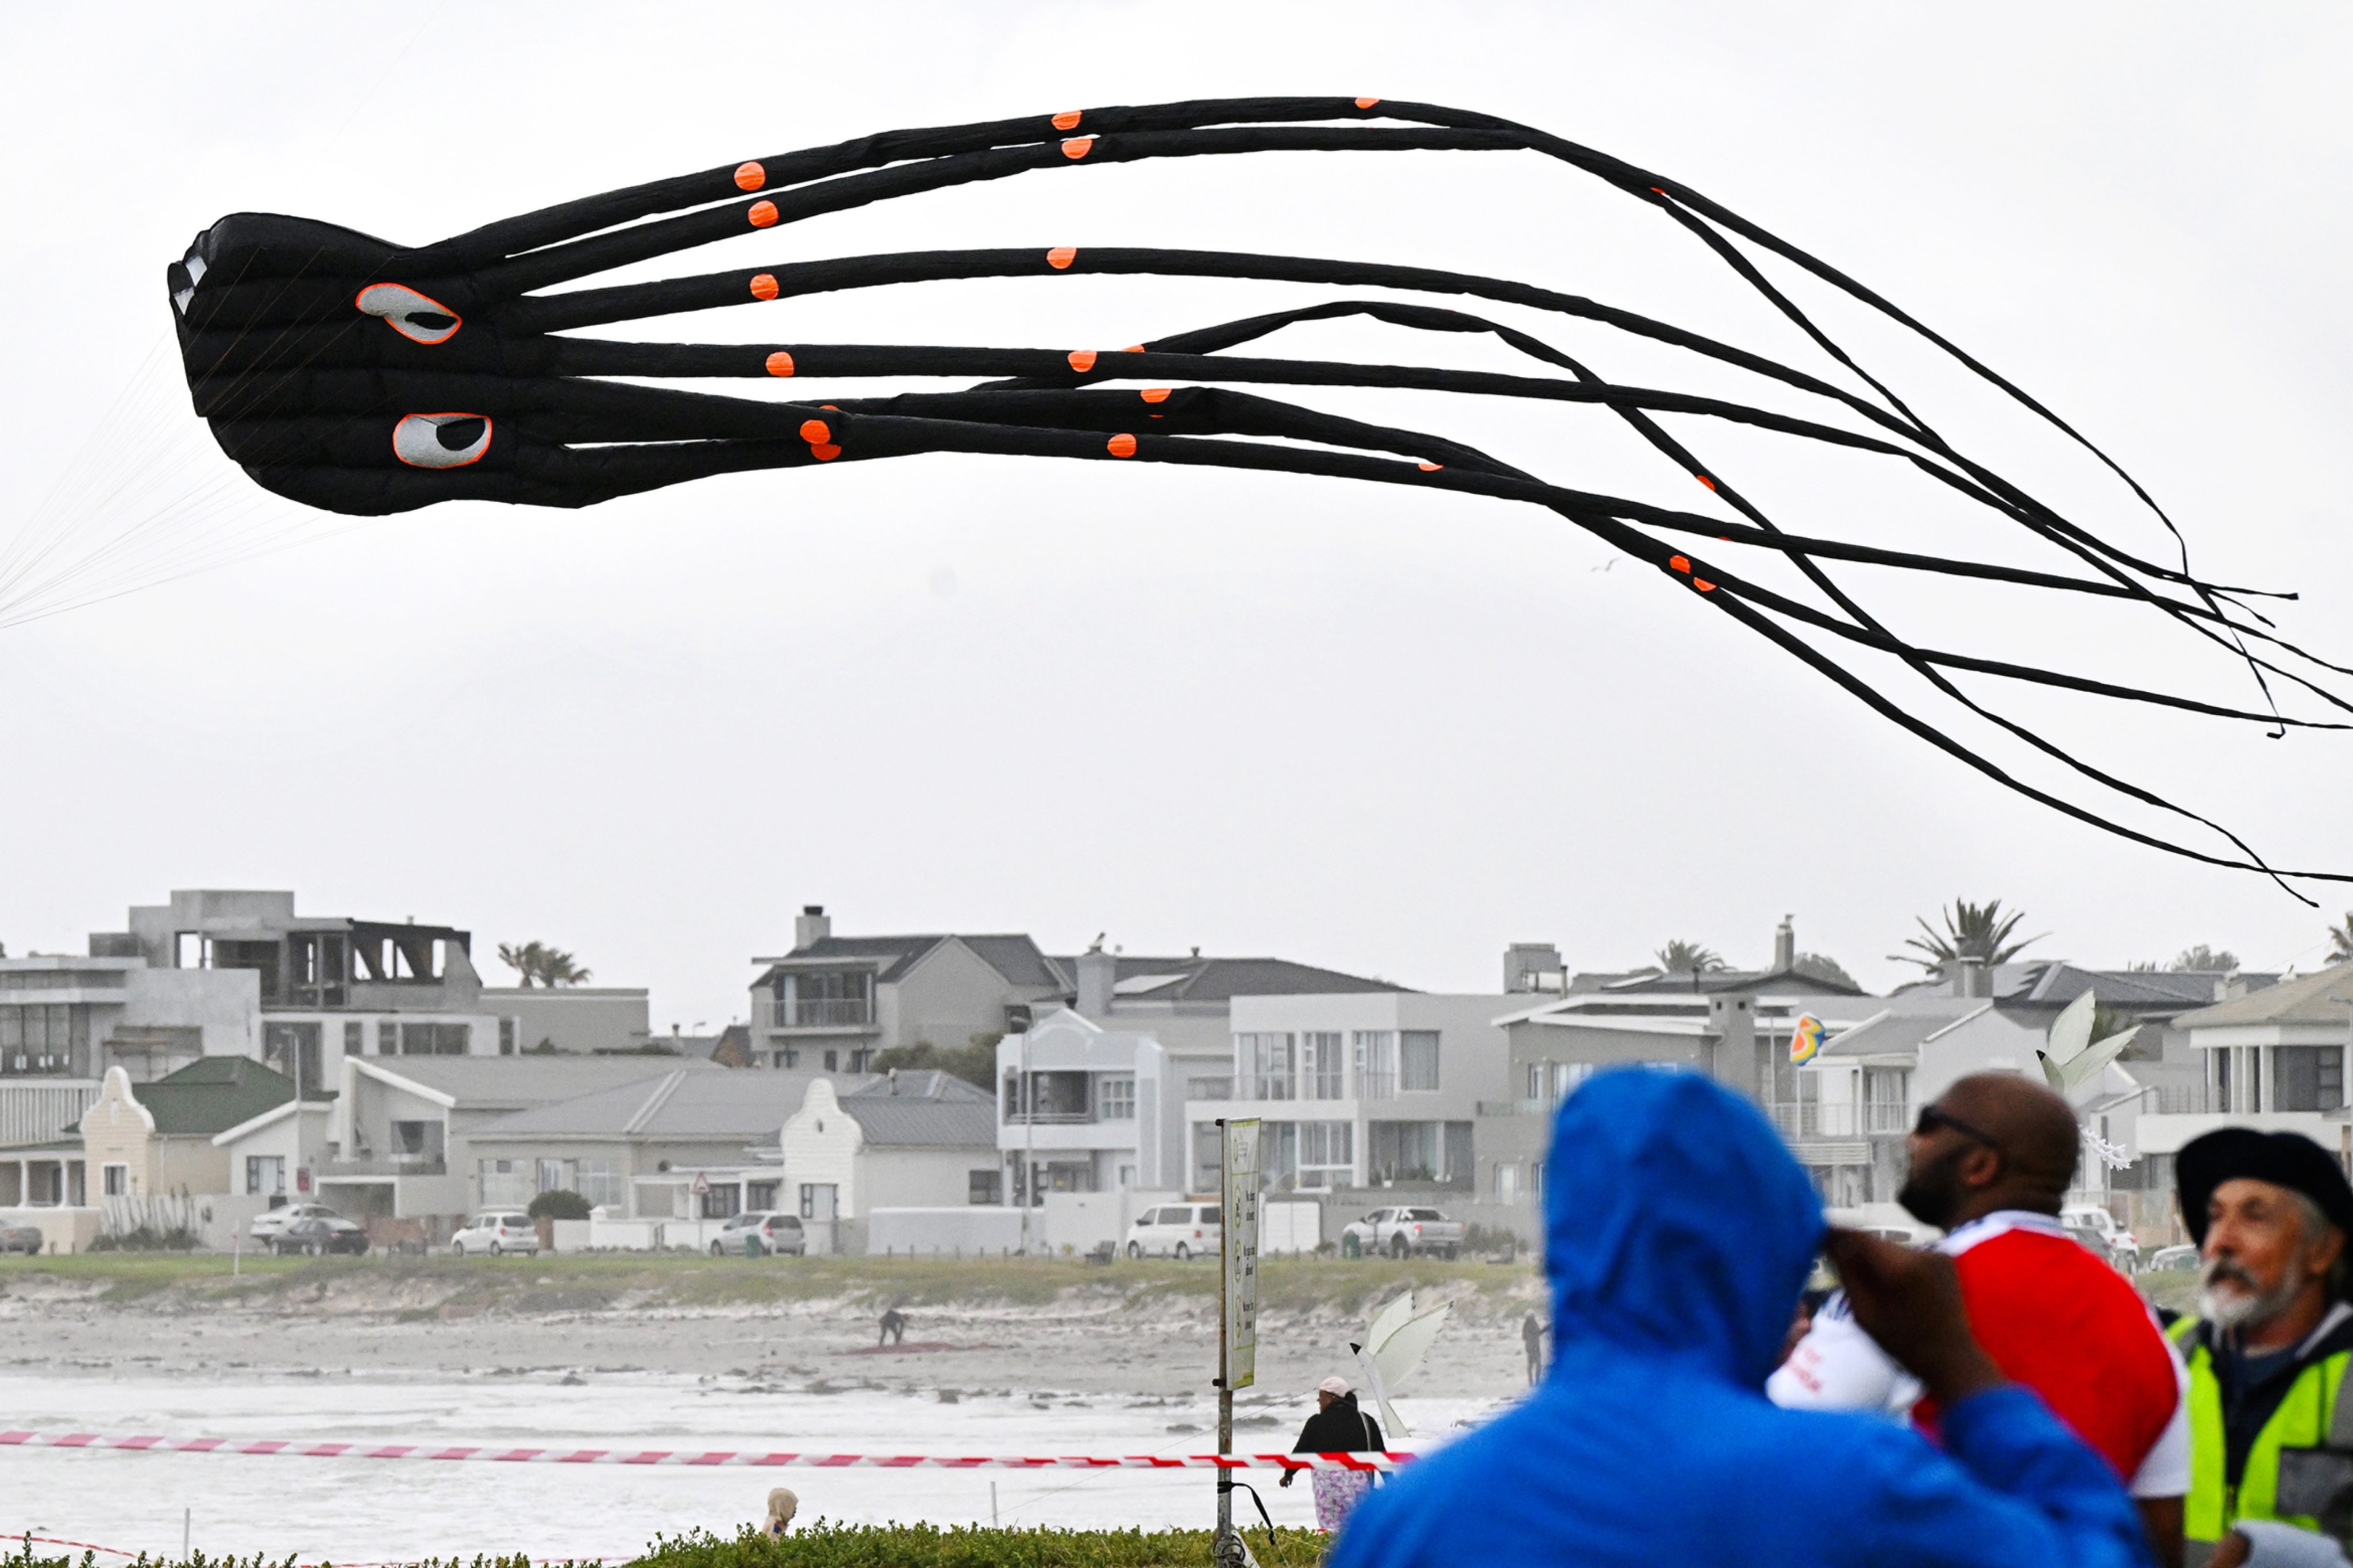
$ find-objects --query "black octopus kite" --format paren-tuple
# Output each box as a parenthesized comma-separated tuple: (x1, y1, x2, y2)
(164, 96, 2353, 891)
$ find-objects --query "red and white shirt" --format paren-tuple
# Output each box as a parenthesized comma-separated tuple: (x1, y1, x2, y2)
(1768, 1211, 2189, 1497)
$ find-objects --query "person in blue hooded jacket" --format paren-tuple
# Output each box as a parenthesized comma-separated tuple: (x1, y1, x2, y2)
(1324, 1069, 2154, 1568)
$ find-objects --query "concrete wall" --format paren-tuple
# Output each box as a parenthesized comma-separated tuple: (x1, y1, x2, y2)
(862, 1146, 995, 1213)
(0, 1207, 99, 1254)
(891, 940, 1025, 1053)
(781, 1080, 861, 1215)
(482, 989, 651, 1055)
(868, 1206, 1027, 1256)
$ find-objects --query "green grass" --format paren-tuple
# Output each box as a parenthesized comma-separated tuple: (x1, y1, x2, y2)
(5, 1524, 1322, 1568)
(0, 1249, 1534, 1318)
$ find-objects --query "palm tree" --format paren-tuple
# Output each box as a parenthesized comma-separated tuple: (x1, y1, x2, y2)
(1893, 899, 2043, 976)
(2330, 913, 2353, 965)
(1792, 952, 1859, 989)
(2167, 945, 2240, 973)
(1654, 939, 1727, 974)
(497, 941, 592, 988)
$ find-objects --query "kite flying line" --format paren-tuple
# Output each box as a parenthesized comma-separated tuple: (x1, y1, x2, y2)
(160, 96, 2353, 892)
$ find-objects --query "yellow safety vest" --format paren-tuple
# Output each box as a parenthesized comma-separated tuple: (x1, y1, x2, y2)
(2170, 1314, 2353, 1551)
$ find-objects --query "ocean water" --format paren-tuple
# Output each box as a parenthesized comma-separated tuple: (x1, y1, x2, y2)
(0, 1371, 1490, 1562)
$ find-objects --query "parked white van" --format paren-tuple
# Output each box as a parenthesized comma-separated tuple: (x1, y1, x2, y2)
(1124, 1203, 1220, 1261)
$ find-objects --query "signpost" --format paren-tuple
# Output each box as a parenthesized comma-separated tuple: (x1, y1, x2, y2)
(1215, 1117, 1262, 1567)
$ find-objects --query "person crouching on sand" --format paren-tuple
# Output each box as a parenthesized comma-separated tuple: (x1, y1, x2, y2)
(765, 1486, 798, 1535)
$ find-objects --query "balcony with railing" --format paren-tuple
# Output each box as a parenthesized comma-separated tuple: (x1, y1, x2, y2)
(783, 997, 875, 1028)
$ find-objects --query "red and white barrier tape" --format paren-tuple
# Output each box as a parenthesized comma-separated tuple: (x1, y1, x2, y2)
(0, 1430, 1411, 1472)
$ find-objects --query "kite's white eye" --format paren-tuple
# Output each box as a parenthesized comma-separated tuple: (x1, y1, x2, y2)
(357, 282, 463, 345)
(393, 413, 491, 469)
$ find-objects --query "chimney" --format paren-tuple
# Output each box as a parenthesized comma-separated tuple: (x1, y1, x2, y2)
(2216, 970, 2248, 1002)
(1773, 915, 1795, 974)
(1953, 957, 1990, 999)
(1077, 939, 1116, 1018)
(794, 905, 831, 951)
(1503, 943, 1566, 994)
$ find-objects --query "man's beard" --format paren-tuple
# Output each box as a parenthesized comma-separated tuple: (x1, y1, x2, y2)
(1898, 1144, 1966, 1230)
(2200, 1252, 2309, 1332)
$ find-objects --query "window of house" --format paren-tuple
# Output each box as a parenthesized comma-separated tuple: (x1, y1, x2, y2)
(576, 1159, 623, 1209)
(1297, 1120, 1353, 1189)
(536, 1158, 567, 1194)
(1235, 1033, 1296, 1100)
(1369, 1120, 1441, 1182)
(776, 1047, 800, 1069)
(175, 933, 204, 969)
(1099, 1076, 1136, 1120)
(823, 1049, 839, 1072)
(1493, 1162, 1519, 1204)
(1863, 1068, 1912, 1132)
(480, 1159, 530, 1206)
(1400, 1031, 1441, 1092)
(392, 1120, 441, 1160)
(247, 1155, 286, 1199)
(1530, 1159, 1545, 1199)
(376, 1020, 397, 1055)
(747, 1180, 780, 1211)
(968, 1169, 1003, 1205)
(499, 1017, 517, 1055)
(2277, 1047, 2347, 1113)
(343, 1020, 363, 1058)
(102, 1163, 128, 1197)
(1301, 1033, 1346, 1100)
(400, 1022, 469, 1055)
(1353, 1032, 1398, 1100)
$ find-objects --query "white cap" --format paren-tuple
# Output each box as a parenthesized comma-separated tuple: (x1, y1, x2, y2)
(1317, 1376, 1351, 1397)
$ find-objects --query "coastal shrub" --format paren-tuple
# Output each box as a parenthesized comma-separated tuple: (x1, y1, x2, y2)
(1, 1523, 1322, 1568)
(527, 1190, 595, 1221)
(88, 1223, 200, 1252)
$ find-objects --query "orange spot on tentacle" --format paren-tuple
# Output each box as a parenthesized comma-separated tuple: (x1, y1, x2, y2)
(1418, 461, 1443, 472)
(765, 351, 795, 377)
(1669, 556, 1692, 573)
(1061, 137, 1095, 159)
(1046, 246, 1077, 269)
(1694, 579, 1716, 592)
(1696, 474, 1717, 492)
(734, 161, 767, 192)
(1052, 110, 1082, 131)
(1141, 388, 1171, 403)
(1067, 349, 1098, 373)
(748, 200, 779, 228)
(799, 419, 830, 444)
(748, 273, 779, 300)
(1355, 97, 1381, 109)
(1107, 434, 1137, 457)
(1122, 344, 1145, 353)
(821, 404, 838, 411)
(810, 443, 841, 461)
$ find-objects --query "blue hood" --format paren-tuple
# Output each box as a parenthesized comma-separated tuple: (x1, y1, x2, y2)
(1545, 1068, 1823, 1388)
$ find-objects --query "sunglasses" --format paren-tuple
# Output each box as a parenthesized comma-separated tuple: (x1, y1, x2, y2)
(1915, 1103, 2002, 1151)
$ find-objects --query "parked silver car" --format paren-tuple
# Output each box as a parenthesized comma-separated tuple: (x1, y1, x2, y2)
(711, 1211, 806, 1257)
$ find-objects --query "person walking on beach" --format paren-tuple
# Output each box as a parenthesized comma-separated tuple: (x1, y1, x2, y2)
(1281, 1375, 1385, 1532)
(879, 1307, 907, 1346)
(1324, 1068, 2152, 1568)
(1523, 1312, 1545, 1386)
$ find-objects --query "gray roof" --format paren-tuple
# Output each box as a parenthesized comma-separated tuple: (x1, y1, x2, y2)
(1994, 962, 2277, 1012)
(1823, 1006, 1983, 1058)
(838, 1070, 995, 1147)
(360, 1054, 714, 1111)
(477, 1067, 865, 1139)
(753, 933, 1059, 990)
(2174, 962, 2353, 1030)
(1580, 966, 1870, 999)
(1050, 954, 1405, 1002)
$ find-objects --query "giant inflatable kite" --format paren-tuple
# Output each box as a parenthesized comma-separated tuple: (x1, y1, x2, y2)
(164, 97, 2352, 888)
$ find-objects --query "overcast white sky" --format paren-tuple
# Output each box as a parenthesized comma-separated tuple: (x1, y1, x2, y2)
(2, 3, 2348, 1031)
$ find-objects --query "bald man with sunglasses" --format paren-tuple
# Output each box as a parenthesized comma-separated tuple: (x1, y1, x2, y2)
(1770, 1072, 2189, 1567)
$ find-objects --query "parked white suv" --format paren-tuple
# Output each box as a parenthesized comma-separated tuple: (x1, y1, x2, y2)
(1124, 1203, 1220, 1260)
(450, 1212, 540, 1257)
(249, 1203, 340, 1249)
(2059, 1205, 2139, 1269)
